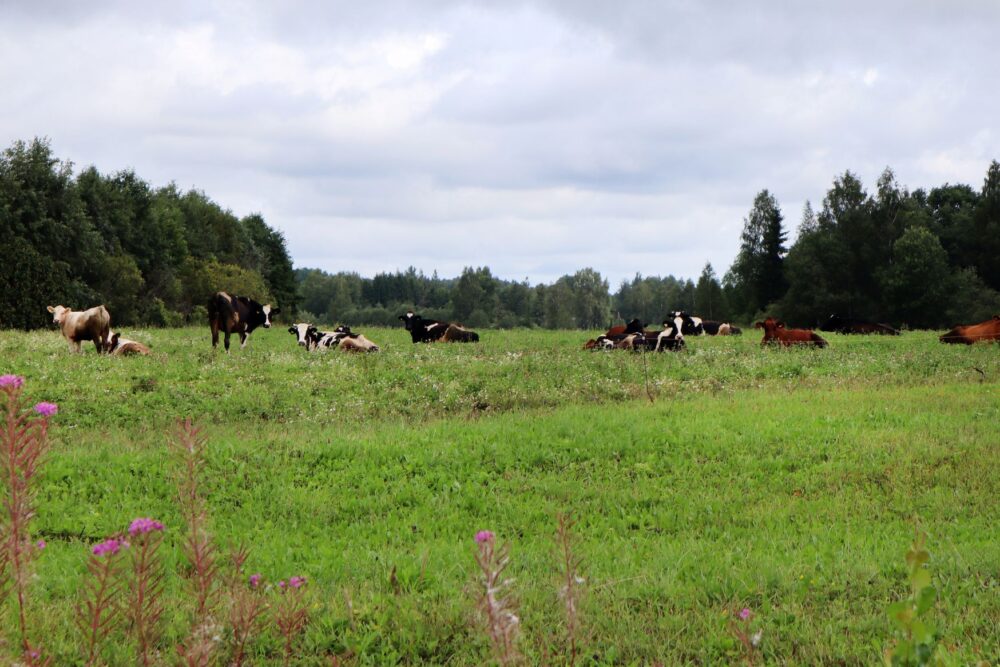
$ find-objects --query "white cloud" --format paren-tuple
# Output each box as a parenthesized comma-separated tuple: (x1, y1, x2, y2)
(0, 1, 997, 287)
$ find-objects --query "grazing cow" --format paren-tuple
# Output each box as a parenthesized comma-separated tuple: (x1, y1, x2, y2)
(104, 331, 151, 356)
(47, 305, 111, 353)
(939, 315, 1000, 345)
(820, 314, 900, 335)
(399, 312, 479, 343)
(208, 292, 279, 352)
(755, 318, 828, 348)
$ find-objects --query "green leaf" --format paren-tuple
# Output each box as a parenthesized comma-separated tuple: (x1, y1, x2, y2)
(911, 618, 933, 645)
(915, 585, 936, 615)
(887, 600, 911, 629)
(910, 568, 931, 594)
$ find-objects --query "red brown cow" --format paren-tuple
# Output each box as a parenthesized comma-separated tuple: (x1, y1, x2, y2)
(208, 292, 279, 352)
(939, 315, 1000, 344)
(47, 304, 111, 353)
(755, 318, 827, 348)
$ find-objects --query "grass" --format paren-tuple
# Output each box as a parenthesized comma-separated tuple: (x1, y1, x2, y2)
(1, 325, 998, 664)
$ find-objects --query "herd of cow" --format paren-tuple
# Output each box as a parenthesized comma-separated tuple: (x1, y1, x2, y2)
(40, 291, 1000, 356)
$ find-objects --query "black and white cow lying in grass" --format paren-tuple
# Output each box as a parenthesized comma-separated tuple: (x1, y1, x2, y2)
(585, 313, 687, 352)
(287, 323, 380, 352)
(398, 312, 479, 343)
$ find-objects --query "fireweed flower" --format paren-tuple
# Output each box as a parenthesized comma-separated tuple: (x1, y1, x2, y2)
(92, 538, 128, 556)
(128, 518, 165, 536)
(0, 374, 25, 388)
(248, 573, 263, 588)
(739, 608, 752, 621)
(475, 530, 494, 544)
(33, 402, 58, 417)
(36, 540, 46, 550)
(288, 576, 306, 589)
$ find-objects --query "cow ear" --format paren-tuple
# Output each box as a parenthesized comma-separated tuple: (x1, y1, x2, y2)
(288, 326, 296, 333)
(47, 306, 55, 313)
(271, 307, 281, 315)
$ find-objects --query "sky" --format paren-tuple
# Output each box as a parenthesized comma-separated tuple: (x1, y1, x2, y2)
(2, 1, 997, 287)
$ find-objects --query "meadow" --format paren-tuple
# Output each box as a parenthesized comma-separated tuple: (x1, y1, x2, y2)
(1, 325, 998, 665)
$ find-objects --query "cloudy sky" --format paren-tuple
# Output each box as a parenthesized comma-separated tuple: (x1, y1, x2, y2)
(2, 1, 997, 286)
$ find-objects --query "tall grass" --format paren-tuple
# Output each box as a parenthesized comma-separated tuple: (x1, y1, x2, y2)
(0, 327, 997, 663)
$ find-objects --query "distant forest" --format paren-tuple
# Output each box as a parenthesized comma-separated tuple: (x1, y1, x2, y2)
(2, 137, 999, 330)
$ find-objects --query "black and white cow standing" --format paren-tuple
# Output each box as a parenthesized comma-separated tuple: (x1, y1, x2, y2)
(399, 312, 479, 343)
(208, 292, 279, 352)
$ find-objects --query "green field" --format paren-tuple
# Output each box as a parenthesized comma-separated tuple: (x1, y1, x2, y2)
(2, 326, 998, 665)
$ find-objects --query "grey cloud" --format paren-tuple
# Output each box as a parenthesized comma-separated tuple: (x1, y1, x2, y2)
(1, 1, 996, 286)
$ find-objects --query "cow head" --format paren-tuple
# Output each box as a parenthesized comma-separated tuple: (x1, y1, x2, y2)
(662, 313, 684, 340)
(334, 325, 354, 335)
(288, 323, 315, 347)
(261, 305, 278, 328)
(47, 305, 70, 325)
(757, 318, 782, 336)
(399, 312, 417, 330)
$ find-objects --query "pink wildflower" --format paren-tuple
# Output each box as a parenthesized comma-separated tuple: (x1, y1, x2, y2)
(0, 374, 25, 388)
(33, 402, 58, 417)
(277, 580, 286, 589)
(288, 576, 306, 589)
(36, 540, 46, 550)
(739, 607, 752, 621)
(128, 517, 165, 536)
(248, 573, 262, 588)
(475, 530, 494, 544)
(92, 538, 127, 556)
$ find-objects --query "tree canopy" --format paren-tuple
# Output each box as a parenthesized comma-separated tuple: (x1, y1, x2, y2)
(4, 137, 998, 331)
(0, 138, 297, 329)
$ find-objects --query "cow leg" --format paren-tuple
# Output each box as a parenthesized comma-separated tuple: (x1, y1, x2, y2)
(224, 331, 231, 353)
(211, 321, 220, 348)
(240, 332, 250, 349)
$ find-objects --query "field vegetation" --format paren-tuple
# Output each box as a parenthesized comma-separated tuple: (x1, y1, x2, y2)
(1, 326, 998, 665)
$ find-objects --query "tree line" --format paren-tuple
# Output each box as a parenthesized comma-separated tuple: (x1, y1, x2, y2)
(296, 264, 740, 329)
(3, 137, 998, 331)
(0, 138, 298, 329)
(725, 164, 1000, 329)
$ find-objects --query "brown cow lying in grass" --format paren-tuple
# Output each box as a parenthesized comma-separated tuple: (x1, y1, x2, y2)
(104, 331, 151, 356)
(47, 305, 111, 353)
(755, 317, 828, 348)
(939, 315, 1000, 344)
